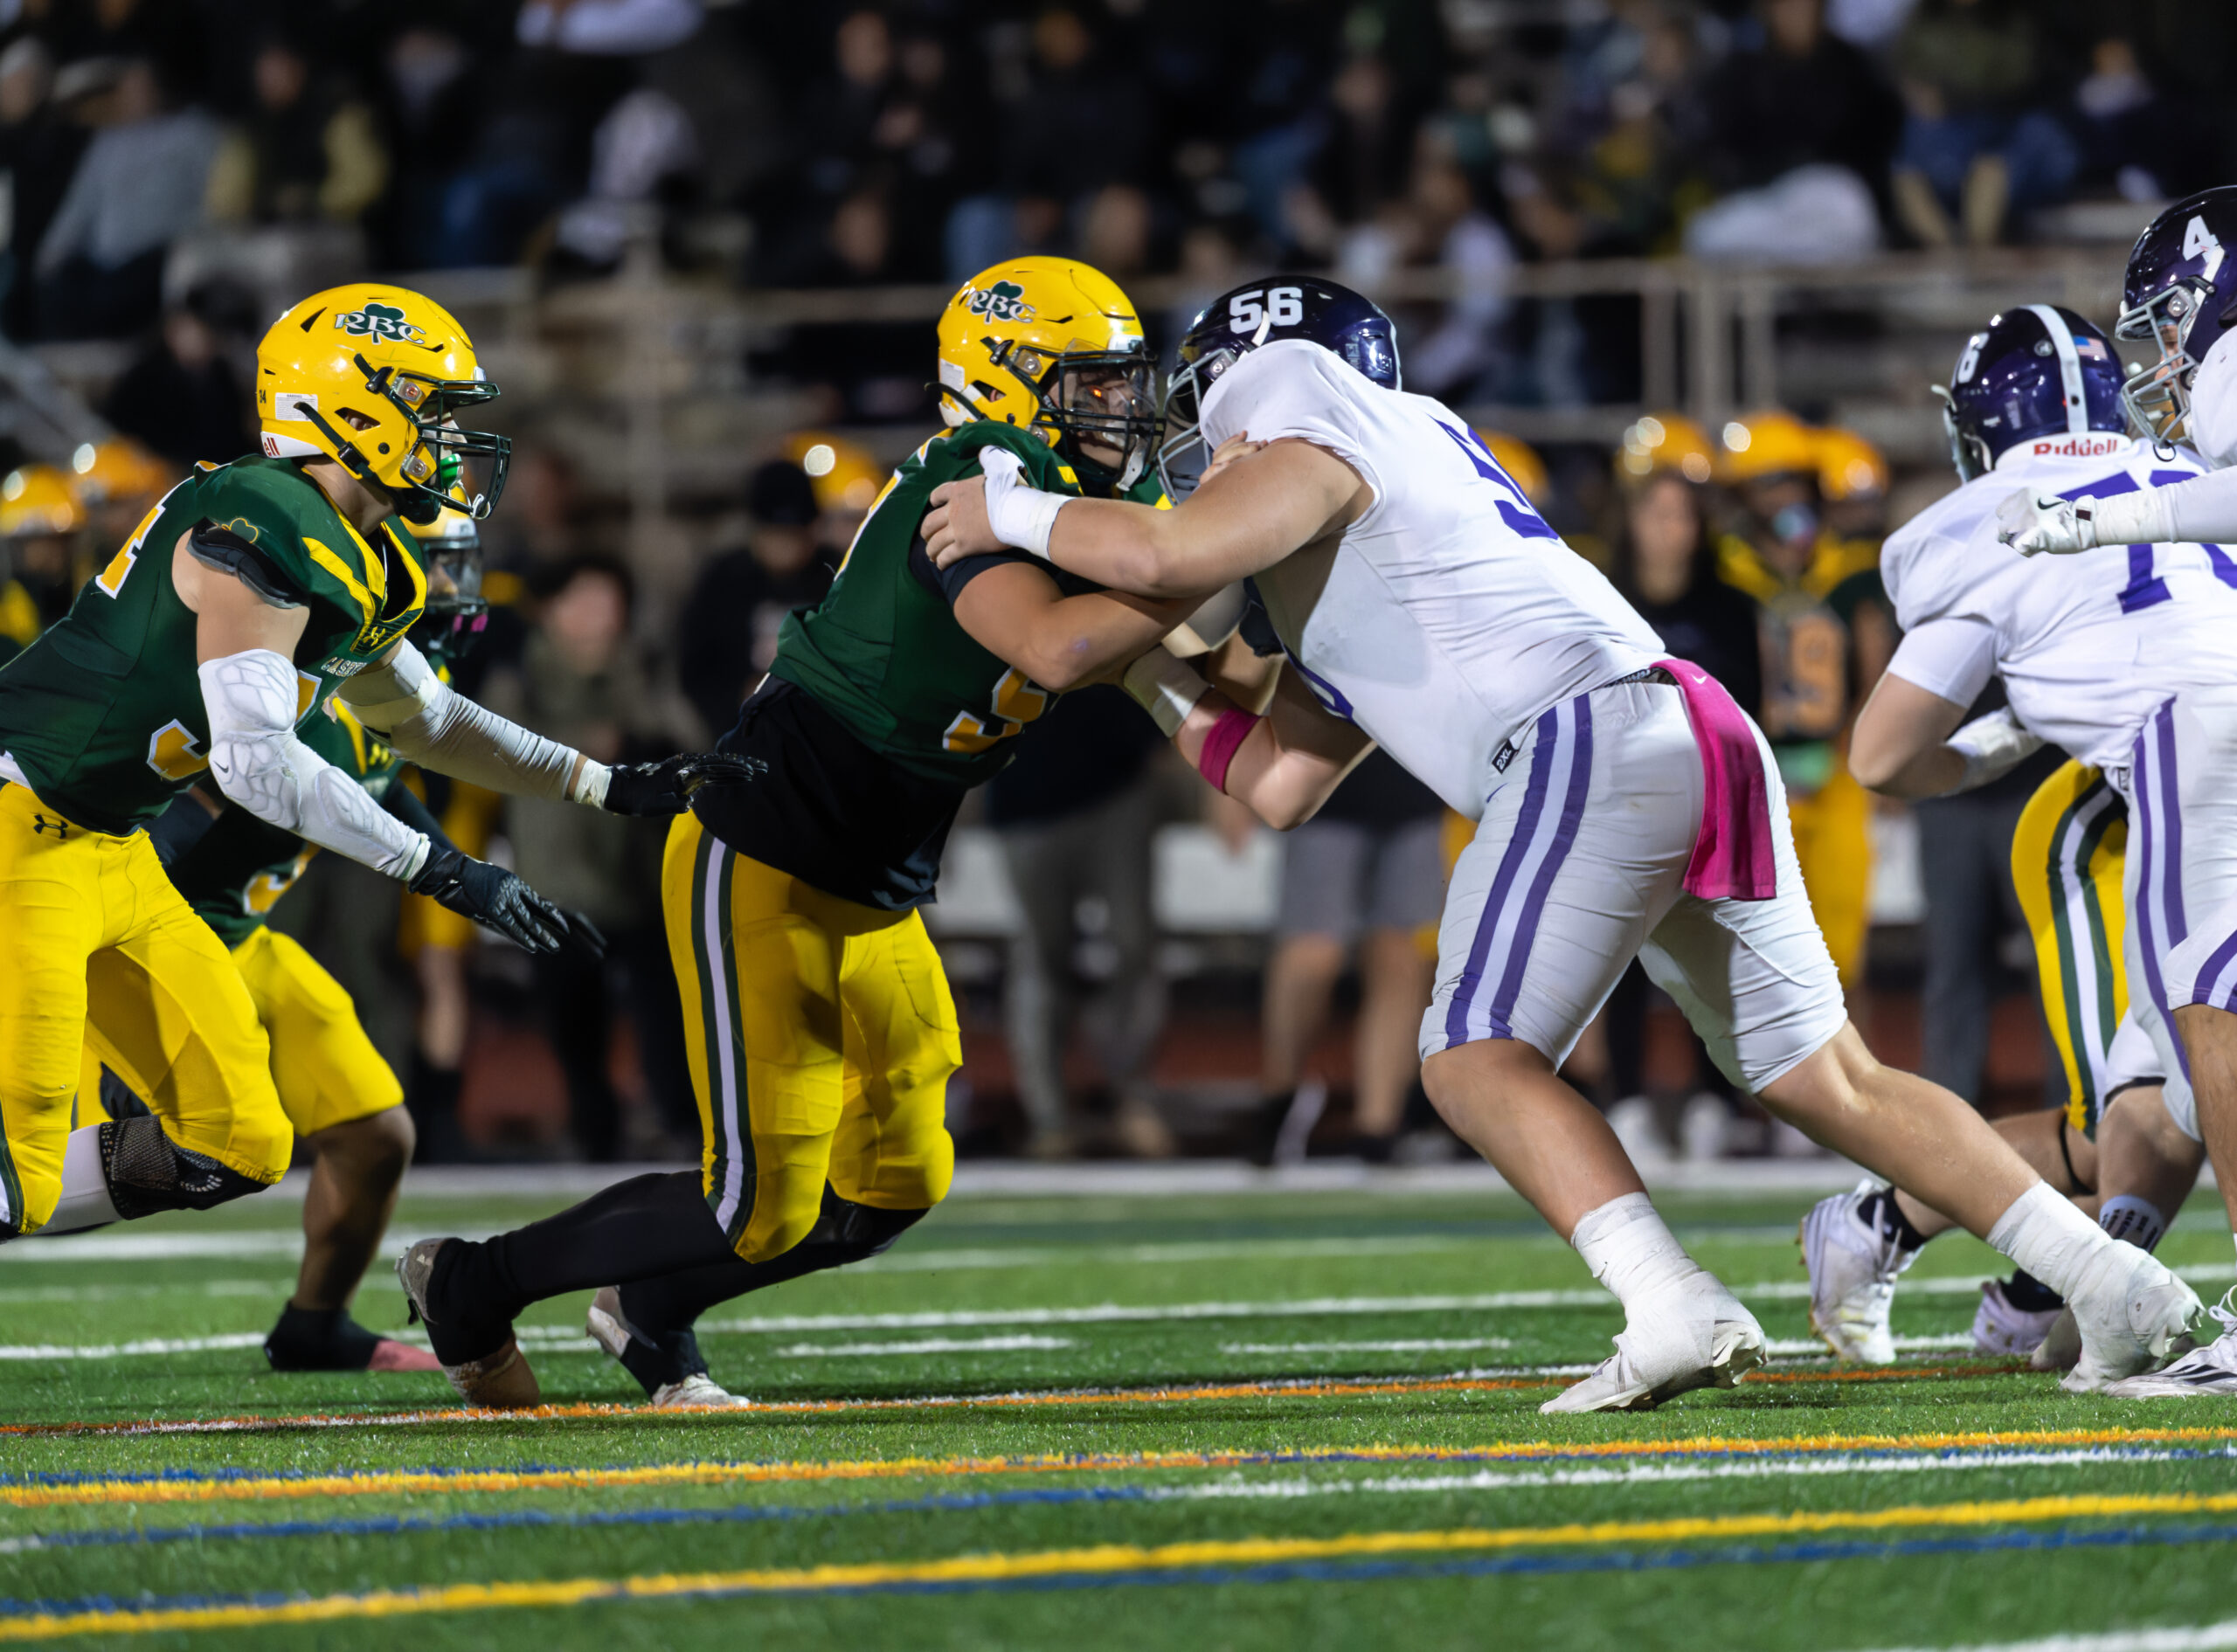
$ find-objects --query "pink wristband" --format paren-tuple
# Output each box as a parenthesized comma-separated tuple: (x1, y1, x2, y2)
(1195, 707, 1261, 793)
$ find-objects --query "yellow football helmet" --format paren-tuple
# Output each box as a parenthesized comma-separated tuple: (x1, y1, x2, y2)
(68, 438, 173, 509)
(935, 257, 1158, 489)
(0, 465, 85, 538)
(1714, 409, 1820, 486)
(1474, 429, 1549, 507)
(1815, 426, 1888, 501)
(781, 430, 884, 515)
(1617, 411, 1715, 484)
(255, 282, 509, 523)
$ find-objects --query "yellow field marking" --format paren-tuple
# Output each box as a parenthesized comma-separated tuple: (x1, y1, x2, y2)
(11, 1425, 2234, 1510)
(0, 1360, 2004, 1442)
(10, 1490, 2237, 1639)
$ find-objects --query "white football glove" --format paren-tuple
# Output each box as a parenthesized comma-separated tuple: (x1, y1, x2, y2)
(976, 447, 1070, 559)
(1996, 488, 2094, 556)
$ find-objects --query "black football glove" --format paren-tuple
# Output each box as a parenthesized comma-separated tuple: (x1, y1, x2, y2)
(599, 751, 767, 815)
(408, 845, 571, 955)
(559, 909, 608, 963)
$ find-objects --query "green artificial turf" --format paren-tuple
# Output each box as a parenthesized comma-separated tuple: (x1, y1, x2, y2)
(2, 1181, 2233, 1650)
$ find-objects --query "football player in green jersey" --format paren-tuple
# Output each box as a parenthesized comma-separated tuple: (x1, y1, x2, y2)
(100, 501, 499, 1372)
(0, 280, 745, 1245)
(398, 257, 1231, 1407)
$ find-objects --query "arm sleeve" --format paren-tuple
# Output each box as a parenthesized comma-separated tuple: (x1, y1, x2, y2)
(337, 639, 609, 805)
(917, 542, 1047, 606)
(198, 650, 429, 881)
(1885, 617, 1998, 707)
(2155, 466, 2237, 544)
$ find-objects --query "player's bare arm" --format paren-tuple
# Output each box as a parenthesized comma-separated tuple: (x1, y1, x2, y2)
(1184, 657, 1372, 828)
(1851, 673, 2041, 801)
(922, 436, 1370, 597)
(949, 559, 1202, 691)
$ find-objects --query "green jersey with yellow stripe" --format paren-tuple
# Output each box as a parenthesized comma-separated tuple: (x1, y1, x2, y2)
(0, 456, 425, 835)
(767, 421, 1164, 786)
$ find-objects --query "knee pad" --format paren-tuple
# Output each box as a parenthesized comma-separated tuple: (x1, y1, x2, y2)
(100, 1116, 272, 1219)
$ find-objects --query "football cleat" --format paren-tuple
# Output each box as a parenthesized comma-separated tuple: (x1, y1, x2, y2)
(1800, 1184, 1919, 1365)
(1541, 1275, 1764, 1414)
(2027, 1306, 2082, 1372)
(2059, 1242, 2204, 1393)
(1971, 1278, 2062, 1358)
(648, 1374, 755, 1410)
(2101, 1289, 2237, 1398)
(395, 1238, 540, 1409)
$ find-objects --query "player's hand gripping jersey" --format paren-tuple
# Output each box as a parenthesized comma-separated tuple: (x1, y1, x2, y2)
(0, 456, 425, 834)
(696, 419, 1161, 909)
(1881, 436, 2237, 769)
(1195, 338, 1665, 817)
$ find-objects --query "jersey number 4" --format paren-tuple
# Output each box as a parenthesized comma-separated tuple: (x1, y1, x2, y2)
(944, 668, 1050, 755)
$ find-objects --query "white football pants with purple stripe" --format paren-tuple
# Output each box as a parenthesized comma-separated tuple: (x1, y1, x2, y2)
(1423, 678, 1846, 1094)
(2114, 688, 2237, 1144)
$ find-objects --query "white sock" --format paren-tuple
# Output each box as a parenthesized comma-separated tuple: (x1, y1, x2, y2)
(2097, 1195, 2167, 1255)
(1570, 1192, 1705, 1310)
(41, 1124, 120, 1235)
(1986, 1182, 2121, 1302)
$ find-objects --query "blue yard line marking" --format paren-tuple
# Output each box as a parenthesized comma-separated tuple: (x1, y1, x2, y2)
(10, 1518, 2237, 1621)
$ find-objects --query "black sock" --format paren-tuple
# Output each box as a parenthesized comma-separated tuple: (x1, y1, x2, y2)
(408, 1057, 467, 1165)
(610, 1192, 929, 1393)
(1350, 1129, 1399, 1165)
(264, 1304, 384, 1372)
(1860, 1189, 1929, 1253)
(2004, 1268, 2065, 1312)
(426, 1172, 734, 1364)
(1249, 1091, 1295, 1166)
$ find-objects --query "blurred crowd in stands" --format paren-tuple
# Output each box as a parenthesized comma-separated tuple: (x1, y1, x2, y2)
(0, 0, 2131, 1164)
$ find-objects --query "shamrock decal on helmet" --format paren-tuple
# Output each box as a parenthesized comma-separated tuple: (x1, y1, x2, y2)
(965, 281, 1035, 324)
(333, 302, 429, 347)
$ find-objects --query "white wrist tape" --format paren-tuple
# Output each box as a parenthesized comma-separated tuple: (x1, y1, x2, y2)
(1163, 582, 1248, 658)
(1122, 648, 1211, 739)
(199, 650, 429, 880)
(339, 639, 583, 802)
(2083, 487, 2177, 549)
(1945, 707, 2043, 794)
(978, 446, 1068, 559)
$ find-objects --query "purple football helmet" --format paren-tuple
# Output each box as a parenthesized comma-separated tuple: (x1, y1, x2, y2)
(1157, 277, 1399, 497)
(1936, 303, 2127, 480)
(2117, 186, 2237, 442)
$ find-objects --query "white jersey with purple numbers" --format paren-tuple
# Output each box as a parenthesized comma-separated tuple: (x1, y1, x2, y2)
(1882, 434, 2237, 769)
(1196, 338, 1663, 819)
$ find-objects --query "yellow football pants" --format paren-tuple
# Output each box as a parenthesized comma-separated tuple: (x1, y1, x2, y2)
(0, 779, 290, 1234)
(1786, 759, 1873, 987)
(2012, 760, 2130, 1136)
(664, 812, 958, 1264)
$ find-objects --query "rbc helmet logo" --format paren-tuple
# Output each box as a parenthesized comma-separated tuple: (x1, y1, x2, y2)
(333, 302, 428, 347)
(964, 281, 1035, 324)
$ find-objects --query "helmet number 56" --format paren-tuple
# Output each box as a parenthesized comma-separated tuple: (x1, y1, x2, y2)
(1229, 287, 1305, 335)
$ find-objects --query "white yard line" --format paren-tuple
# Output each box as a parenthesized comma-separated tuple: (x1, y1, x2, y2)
(1218, 1338, 1514, 1355)
(1854, 1621, 2237, 1652)
(773, 1336, 1077, 1358)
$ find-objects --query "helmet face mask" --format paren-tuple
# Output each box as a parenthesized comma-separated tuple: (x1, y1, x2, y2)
(2116, 188, 2237, 446)
(1013, 343, 1159, 491)
(405, 484, 488, 661)
(2116, 280, 2209, 443)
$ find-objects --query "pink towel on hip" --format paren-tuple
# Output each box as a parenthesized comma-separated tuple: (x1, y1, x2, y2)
(1655, 656, 1776, 902)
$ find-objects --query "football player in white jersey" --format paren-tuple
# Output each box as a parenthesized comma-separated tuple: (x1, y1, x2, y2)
(1810, 304, 2214, 1371)
(1926, 265, 2237, 1395)
(922, 277, 2201, 1410)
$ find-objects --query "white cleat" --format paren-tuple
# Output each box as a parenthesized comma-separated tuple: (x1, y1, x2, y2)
(648, 1373, 755, 1409)
(2026, 1306, 2082, 1372)
(2102, 1290, 2237, 1398)
(1972, 1278, 2062, 1358)
(586, 1287, 754, 1408)
(1542, 1275, 1765, 1414)
(1800, 1184, 1919, 1365)
(2060, 1243, 2205, 1393)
